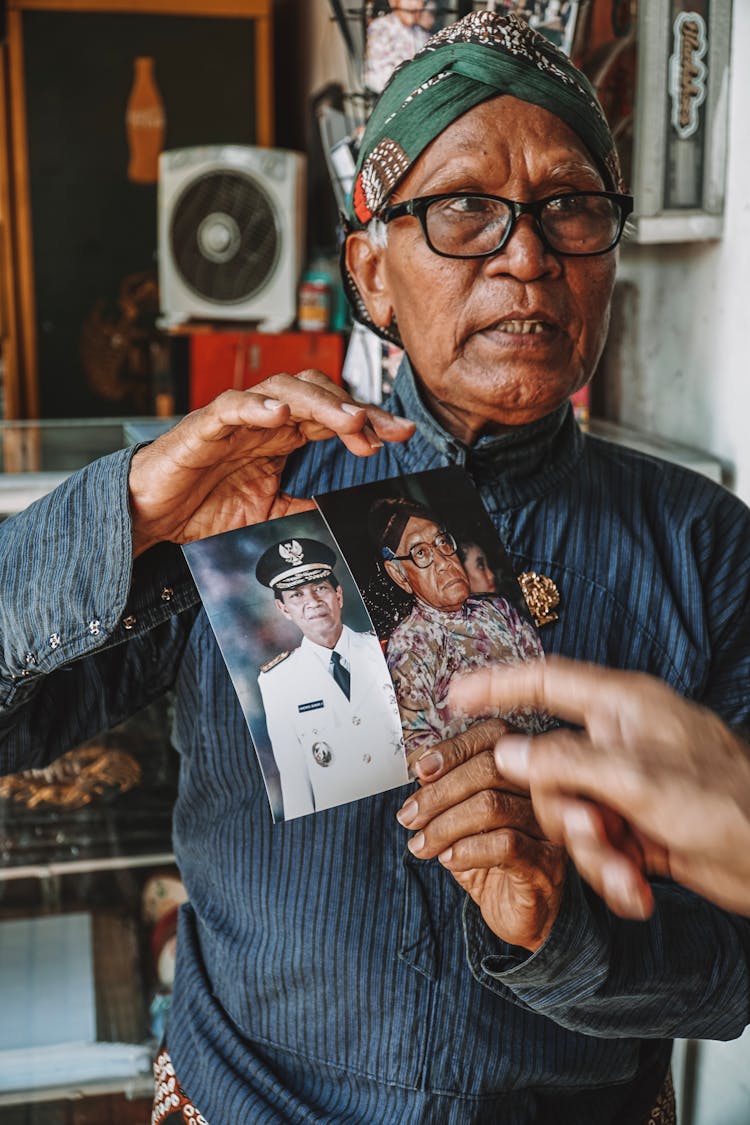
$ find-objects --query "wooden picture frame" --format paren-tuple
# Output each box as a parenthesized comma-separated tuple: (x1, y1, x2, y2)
(2, 0, 275, 419)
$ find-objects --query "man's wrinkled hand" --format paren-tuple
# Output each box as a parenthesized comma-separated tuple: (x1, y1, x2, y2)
(128, 371, 415, 556)
(397, 720, 566, 952)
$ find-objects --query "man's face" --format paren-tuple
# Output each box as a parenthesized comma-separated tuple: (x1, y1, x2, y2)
(276, 579, 344, 648)
(385, 516, 471, 611)
(347, 96, 616, 443)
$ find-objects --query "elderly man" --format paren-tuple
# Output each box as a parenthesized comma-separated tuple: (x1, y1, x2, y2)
(368, 496, 543, 751)
(254, 536, 405, 819)
(2, 12, 750, 1125)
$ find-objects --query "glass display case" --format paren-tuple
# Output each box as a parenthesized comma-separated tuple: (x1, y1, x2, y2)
(0, 419, 181, 1118)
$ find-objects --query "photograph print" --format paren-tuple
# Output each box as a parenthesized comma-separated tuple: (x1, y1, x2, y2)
(315, 465, 551, 760)
(183, 510, 407, 823)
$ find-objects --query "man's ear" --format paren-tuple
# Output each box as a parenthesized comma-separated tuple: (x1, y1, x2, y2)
(275, 597, 290, 621)
(345, 231, 394, 331)
(384, 559, 413, 595)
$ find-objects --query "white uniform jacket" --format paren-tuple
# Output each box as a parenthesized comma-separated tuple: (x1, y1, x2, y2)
(257, 625, 407, 819)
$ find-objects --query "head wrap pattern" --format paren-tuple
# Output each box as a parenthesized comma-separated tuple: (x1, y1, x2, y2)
(367, 497, 441, 559)
(342, 11, 623, 343)
(349, 11, 622, 227)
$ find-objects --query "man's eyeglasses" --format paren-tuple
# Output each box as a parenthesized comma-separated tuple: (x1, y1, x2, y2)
(378, 191, 634, 259)
(386, 530, 458, 569)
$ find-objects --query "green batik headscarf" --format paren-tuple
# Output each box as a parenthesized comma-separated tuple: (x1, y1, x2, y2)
(343, 10, 623, 344)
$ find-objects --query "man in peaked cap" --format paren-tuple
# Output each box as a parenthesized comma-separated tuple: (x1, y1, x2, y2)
(255, 537, 407, 819)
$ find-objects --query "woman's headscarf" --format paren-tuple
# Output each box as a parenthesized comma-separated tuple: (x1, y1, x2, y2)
(343, 10, 623, 344)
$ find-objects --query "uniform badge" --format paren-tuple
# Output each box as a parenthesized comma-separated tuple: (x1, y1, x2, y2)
(519, 572, 560, 627)
(279, 540, 304, 566)
(311, 741, 332, 767)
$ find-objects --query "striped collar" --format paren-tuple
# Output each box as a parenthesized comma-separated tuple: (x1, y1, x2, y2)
(387, 356, 585, 512)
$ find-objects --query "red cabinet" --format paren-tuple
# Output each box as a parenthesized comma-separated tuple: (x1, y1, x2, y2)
(189, 331, 345, 410)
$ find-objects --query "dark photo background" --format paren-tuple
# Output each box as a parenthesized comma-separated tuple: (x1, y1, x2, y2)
(315, 465, 525, 639)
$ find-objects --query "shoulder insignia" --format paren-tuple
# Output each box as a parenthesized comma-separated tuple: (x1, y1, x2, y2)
(260, 651, 291, 673)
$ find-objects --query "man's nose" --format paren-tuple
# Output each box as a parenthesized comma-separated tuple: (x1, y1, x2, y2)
(484, 214, 562, 283)
(433, 549, 453, 572)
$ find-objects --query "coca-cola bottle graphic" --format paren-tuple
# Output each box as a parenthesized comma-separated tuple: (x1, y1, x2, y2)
(126, 56, 166, 184)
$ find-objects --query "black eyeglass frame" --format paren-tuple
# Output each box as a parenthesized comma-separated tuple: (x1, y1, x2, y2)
(378, 190, 635, 259)
(383, 530, 459, 570)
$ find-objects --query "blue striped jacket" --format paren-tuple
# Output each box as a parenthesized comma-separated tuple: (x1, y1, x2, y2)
(1, 362, 749, 1124)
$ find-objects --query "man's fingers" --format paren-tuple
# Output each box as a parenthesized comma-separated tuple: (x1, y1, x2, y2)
(436, 827, 559, 873)
(187, 375, 373, 452)
(408, 718, 511, 782)
(495, 730, 671, 843)
(290, 369, 416, 452)
(557, 801, 655, 919)
(247, 373, 376, 439)
(402, 787, 543, 859)
(399, 748, 500, 829)
(448, 656, 661, 730)
(528, 792, 654, 919)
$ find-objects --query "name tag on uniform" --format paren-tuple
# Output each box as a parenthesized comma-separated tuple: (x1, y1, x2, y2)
(298, 700, 324, 713)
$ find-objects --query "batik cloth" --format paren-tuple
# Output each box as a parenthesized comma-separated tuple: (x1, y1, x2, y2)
(385, 593, 546, 751)
(152, 1048, 209, 1125)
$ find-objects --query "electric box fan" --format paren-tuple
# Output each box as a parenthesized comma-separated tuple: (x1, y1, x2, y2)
(158, 145, 306, 332)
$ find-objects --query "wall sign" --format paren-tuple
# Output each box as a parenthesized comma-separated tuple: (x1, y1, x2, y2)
(631, 0, 732, 242)
(669, 11, 708, 140)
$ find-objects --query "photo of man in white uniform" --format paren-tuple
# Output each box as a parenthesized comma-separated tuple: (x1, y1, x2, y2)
(255, 537, 407, 820)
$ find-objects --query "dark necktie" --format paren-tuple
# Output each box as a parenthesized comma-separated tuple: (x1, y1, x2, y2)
(329, 650, 350, 700)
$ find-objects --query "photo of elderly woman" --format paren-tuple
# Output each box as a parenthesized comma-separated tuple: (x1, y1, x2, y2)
(316, 466, 550, 756)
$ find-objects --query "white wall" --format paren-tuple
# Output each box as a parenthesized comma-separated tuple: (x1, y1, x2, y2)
(615, 2, 750, 503)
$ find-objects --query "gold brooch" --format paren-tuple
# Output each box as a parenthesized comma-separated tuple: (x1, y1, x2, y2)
(519, 572, 560, 627)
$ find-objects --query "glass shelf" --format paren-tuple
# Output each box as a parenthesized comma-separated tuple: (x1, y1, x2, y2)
(0, 420, 182, 1110)
(0, 417, 178, 514)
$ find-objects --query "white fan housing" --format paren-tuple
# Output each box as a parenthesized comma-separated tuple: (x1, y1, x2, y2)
(158, 145, 306, 332)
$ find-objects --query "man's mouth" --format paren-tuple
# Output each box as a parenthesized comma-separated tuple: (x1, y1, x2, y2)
(491, 319, 550, 335)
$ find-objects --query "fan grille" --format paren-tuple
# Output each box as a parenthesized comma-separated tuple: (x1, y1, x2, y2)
(170, 170, 281, 304)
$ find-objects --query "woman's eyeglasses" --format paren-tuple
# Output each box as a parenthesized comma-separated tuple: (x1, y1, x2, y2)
(385, 530, 458, 569)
